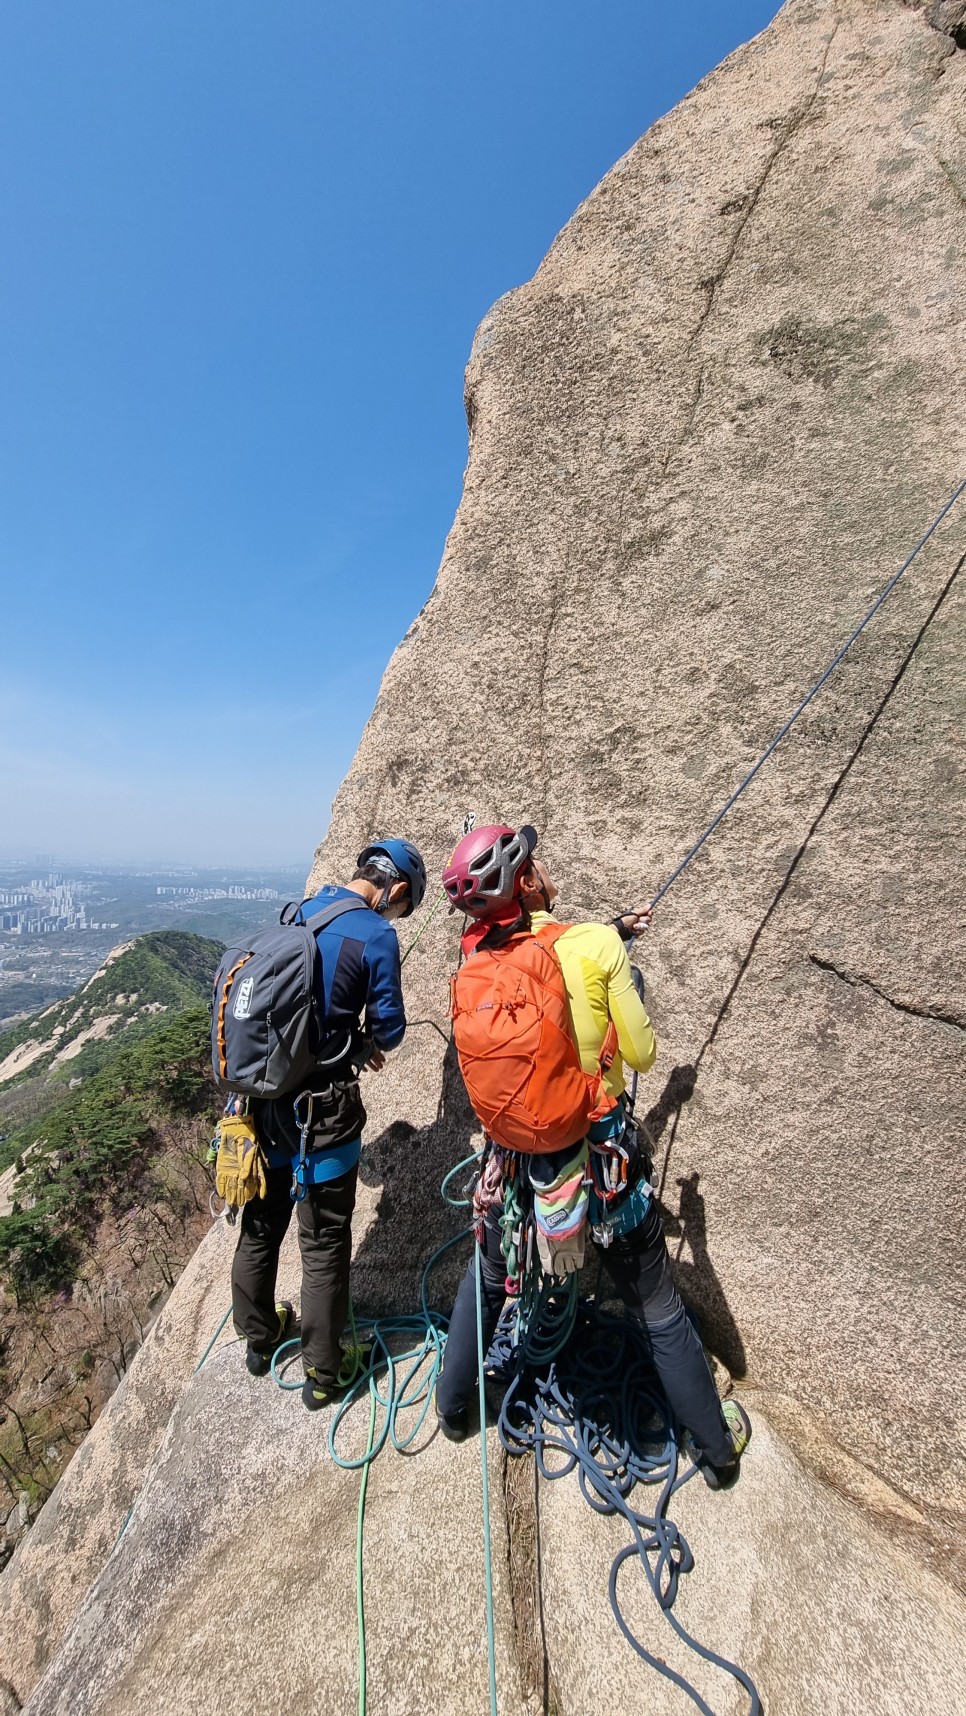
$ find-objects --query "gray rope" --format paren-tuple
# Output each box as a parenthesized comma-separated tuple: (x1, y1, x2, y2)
(650, 477, 966, 909)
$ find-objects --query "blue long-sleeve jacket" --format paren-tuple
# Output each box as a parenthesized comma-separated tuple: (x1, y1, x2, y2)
(256, 885, 406, 1182)
(300, 884, 406, 1053)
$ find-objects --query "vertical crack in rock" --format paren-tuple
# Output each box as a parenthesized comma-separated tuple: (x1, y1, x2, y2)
(935, 154, 966, 210)
(661, 19, 841, 474)
(502, 1452, 562, 1715)
(690, 22, 841, 352)
(808, 954, 966, 1030)
(651, 546, 965, 1196)
(694, 547, 965, 1064)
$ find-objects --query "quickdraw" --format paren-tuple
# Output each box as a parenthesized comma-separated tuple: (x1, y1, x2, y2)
(292, 1088, 316, 1203)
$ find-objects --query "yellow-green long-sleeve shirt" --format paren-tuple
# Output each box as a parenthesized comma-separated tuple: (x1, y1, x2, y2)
(528, 910, 657, 1100)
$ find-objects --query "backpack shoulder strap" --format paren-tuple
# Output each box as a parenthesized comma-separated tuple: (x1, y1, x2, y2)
(301, 896, 371, 935)
(531, 920, 573, 949)
(532, 920, 619, 1079)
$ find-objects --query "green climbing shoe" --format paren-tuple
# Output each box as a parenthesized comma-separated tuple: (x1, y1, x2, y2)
(700, 1397, 752, 1490)
(302, 1365, 343, 1412)
(337, 1339, 372, 1389)
(722, 1397, 751, 1459)
(245, 1301, 294, 1377)
(302, 1343, 372, 1411)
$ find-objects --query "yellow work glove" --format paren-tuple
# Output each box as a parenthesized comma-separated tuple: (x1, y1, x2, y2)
(214, 1114, 268, 1208)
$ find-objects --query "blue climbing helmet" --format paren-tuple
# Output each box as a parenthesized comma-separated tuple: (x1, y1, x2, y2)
(357, 838, 427, 917)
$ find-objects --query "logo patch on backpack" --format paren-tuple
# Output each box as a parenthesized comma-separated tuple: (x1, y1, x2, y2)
(232, 976, 255, 1019)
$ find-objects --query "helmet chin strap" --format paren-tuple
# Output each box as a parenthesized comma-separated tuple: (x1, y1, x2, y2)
(522, 884, 554, 914)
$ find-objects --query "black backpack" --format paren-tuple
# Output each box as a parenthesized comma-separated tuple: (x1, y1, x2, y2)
(211, 896, 368, 1099)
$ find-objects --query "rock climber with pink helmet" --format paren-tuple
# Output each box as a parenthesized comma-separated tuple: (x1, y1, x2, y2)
(435, 821, 750, 1489)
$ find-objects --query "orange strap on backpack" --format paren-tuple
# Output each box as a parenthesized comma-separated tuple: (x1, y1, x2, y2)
(215, 953, 252, 1081)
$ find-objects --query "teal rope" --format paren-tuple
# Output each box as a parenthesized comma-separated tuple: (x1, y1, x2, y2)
(507, 1268, 578, 1369)
(475, 1240, 499, 1716)
(265, 1227, 470, 1466)
(194, 1306, 234, 1372)
(440, 1147, 485, 1207)
(356, 1390, 377, 1716)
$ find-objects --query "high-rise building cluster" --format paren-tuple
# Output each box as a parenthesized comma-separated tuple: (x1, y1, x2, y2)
(0, 874, 101, 934)
(154, 884, 279, 902)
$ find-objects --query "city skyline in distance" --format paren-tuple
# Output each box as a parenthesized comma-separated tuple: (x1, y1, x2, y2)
(0, 844, 310, 874)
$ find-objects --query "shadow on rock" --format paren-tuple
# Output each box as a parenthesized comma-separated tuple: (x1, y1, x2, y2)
(664, 1171, 747, 1379)
(640, 1065, 746, 1376)
(353, 1037, 478, 1318)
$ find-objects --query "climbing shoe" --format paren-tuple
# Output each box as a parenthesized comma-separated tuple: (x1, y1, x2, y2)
(302, 1366, 344, 1412)
(245, 1301, 294, 1377)
(436, 1405, 470, 1444)
(701, 1397, 752, 1491)
(301, 1341, 373, 1411)
(337, 1338, 372, 1389)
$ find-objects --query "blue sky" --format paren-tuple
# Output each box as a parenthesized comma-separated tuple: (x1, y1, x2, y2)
(1, 0, 779, 866)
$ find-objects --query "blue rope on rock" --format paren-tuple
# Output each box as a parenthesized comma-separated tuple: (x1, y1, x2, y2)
(488, 1296, 762, 1716)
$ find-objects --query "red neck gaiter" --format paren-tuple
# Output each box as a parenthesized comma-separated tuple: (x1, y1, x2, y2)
(460, 901, 525, 957)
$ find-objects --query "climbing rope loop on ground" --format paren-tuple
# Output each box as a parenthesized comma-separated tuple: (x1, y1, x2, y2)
(488, 1297, 763, 1716)
(267, 1227, 468, 1468)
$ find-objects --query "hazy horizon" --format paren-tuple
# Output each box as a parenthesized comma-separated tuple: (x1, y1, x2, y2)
(0, 848, 308, 874)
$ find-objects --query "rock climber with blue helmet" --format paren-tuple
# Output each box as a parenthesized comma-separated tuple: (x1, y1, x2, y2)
(230, 836, 427, 1410)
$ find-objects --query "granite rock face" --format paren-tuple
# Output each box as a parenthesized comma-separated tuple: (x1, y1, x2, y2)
(3, 2, 966, 1712)
(310, 0, 966, 1534)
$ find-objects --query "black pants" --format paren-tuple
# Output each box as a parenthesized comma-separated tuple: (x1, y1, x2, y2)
(231, 1163, 358, 1385)
(435, 1194, 734, 1468)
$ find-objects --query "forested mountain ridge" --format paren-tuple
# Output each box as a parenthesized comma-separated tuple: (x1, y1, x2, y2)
(0, 1003, 218, 1565)
(0, 932, 222, 1105)
(0, 935, 223, 1563)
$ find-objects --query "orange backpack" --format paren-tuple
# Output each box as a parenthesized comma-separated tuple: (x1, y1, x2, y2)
(450, 921, 618, 1154)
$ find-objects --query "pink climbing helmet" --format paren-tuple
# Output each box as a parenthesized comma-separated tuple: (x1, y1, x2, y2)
(442, 823, 538, 916)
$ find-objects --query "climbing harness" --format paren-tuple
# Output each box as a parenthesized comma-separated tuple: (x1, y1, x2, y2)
(649, 475, 966, 909)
